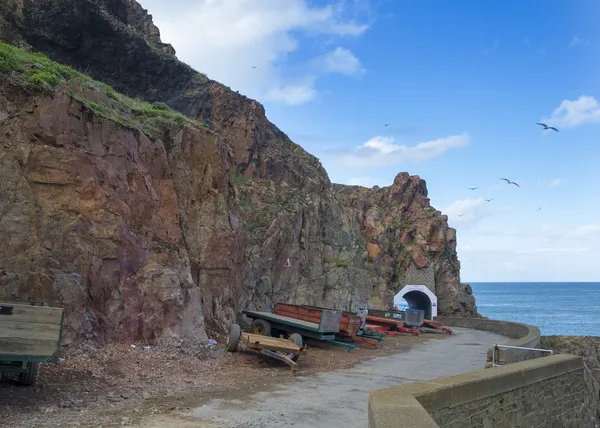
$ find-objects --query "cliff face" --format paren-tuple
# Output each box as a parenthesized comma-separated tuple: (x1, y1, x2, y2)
(540, 337, 600, 427)
(0, 0, 477, 345)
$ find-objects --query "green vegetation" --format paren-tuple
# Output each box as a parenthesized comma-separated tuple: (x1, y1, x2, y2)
(325, 258, 351, 268)
(0, 42, 206, 137)
(234, 172, 248, 186)
(279, 225, 294, 238)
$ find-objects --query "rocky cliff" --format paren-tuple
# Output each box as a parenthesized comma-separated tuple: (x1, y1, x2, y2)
(540, 336, 600, 427)
(0, 0, 477, 345)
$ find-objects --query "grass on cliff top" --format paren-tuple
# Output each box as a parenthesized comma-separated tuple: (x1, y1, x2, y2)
(0, 42, 206, 137)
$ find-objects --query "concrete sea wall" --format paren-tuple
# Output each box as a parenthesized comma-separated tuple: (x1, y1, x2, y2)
(369, 317, 591, 427)
(436, 316, 543, 366)
(368, 354, 586, 428)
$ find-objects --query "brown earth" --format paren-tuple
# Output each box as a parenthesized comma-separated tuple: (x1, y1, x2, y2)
(0, 333, 435, 427)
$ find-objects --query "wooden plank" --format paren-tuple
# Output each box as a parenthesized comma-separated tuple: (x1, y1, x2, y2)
(275, 308, 322, 320)
(243, 311, 321, 331)
(260, 349, 298, 370)
(276, 304, 342, 333)
(274, 309, 322, 324)
(366, 315, 404, 327)
(0, 321, 61, 341)
(0, 338, 60, 357)
(241, 333, 304, 354)
(0, 305, 64, 325)
(275, 304, 324, 319)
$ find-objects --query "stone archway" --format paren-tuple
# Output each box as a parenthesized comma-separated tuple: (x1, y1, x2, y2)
(393, 285, 438, 320)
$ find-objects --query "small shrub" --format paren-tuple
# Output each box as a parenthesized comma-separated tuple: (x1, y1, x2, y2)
(30, 71, 61, 88)
(0, 45, 23, 73)
(151, 101, 170, 111)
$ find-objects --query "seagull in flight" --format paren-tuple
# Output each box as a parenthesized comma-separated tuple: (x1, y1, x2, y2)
(469, 187, 479, 191)
(537, 207, 542, 212)
(536, 122, 559, 132)
(383, 123, 390, 127)
(457, 213, 465, 218)
(500, 178, 520, 188)
(485, 198, 493, 202)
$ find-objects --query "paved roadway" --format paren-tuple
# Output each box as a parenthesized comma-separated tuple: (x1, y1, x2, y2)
(142, 327, 510, 428)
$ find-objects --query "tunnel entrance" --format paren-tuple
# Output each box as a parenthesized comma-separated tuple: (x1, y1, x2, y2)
(393, 285, 438, 320)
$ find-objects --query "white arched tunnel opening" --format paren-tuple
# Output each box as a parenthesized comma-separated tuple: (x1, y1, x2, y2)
(393, 285, 438, 320)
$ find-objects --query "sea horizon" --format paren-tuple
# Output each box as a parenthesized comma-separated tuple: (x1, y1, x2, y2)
(468, 281, 600, 337)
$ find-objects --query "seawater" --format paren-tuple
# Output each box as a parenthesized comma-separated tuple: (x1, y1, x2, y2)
(469, 282, 600, 336)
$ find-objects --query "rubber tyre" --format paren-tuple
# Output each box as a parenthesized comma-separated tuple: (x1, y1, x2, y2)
(18, 362, 40, 386)
(287, 333, 303, 362)
(227, 323, 241, 352)
(251, 319, 271, 336)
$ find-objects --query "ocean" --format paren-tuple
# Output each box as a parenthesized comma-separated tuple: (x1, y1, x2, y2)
(469, 282, 600, 337)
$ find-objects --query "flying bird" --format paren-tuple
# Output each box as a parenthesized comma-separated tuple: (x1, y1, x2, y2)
(485, 198, 493, 202)
(383, 123, 390, 127)
(536, 122, 559, 132)
(252, 66, 257, 69)
(469, 187, 479, 191)
(457, 213, 465, 218)
(500, 178, 520, 188)
(537, 207, 542, 212)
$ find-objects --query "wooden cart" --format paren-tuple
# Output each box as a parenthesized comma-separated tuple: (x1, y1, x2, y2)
(295, 304, 382, 349)
(226, 323, 306, 373)
(242, 307, 358, 351)
(0, 299, 65, 386)
(366, 315, 421, 336)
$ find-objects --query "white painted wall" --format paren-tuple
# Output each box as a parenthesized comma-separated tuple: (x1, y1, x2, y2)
(393, 284, 438, 319)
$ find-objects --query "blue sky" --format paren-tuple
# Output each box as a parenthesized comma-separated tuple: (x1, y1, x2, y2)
(139, 0, 600, 282)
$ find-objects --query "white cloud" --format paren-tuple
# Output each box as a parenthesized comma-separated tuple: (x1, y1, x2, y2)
(569, 36, 591, 48)
(138, 0, 369, 105)
(534, 247, 589, 253)
(541, 95, 600, 128)
(318, 47, 365, 76)
(570, 225, 600, 240)
(443, 198, 490, 229)
(333, 133, 468, 168)
(537, 178, 564, 188)
(266, 76, 318, 105)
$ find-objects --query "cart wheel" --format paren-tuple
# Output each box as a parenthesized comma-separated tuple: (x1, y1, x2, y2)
(287, 333, 303, 362)
(251, 319, 271, 336)
(18, 362, 40, 386)
(227, 323, 241, 352)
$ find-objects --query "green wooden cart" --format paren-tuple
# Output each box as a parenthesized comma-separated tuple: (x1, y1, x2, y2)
(0, 299, 65, 386)
(242, 307, 359, 351)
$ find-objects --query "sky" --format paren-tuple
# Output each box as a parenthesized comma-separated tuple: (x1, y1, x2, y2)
(138, 0, 600, 283)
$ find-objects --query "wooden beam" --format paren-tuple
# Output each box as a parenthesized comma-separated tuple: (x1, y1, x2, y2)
(0, 338, 59, 357)
(0, 305, 64, 325)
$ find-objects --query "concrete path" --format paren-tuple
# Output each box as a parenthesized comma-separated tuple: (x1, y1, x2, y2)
(181, 327, 509, 428)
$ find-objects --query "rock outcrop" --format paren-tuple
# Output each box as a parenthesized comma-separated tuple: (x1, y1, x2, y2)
(0, 0, 477, 345)
(540, 336, 600, 427)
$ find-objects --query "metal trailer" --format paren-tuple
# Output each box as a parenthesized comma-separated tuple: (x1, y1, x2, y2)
(367, 309, 406, 321)
(226, 323, 306, 373)
(368, 309, 452, 334)
(297, 305, 382, 348)
(242, 307, 357, 351)
(365, 315, 421, 336)
(0, 299, 65, 386)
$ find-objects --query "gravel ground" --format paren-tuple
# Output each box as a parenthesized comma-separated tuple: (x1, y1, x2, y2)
(0, 331, 435, 427)
(137, 327, 509, 428)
